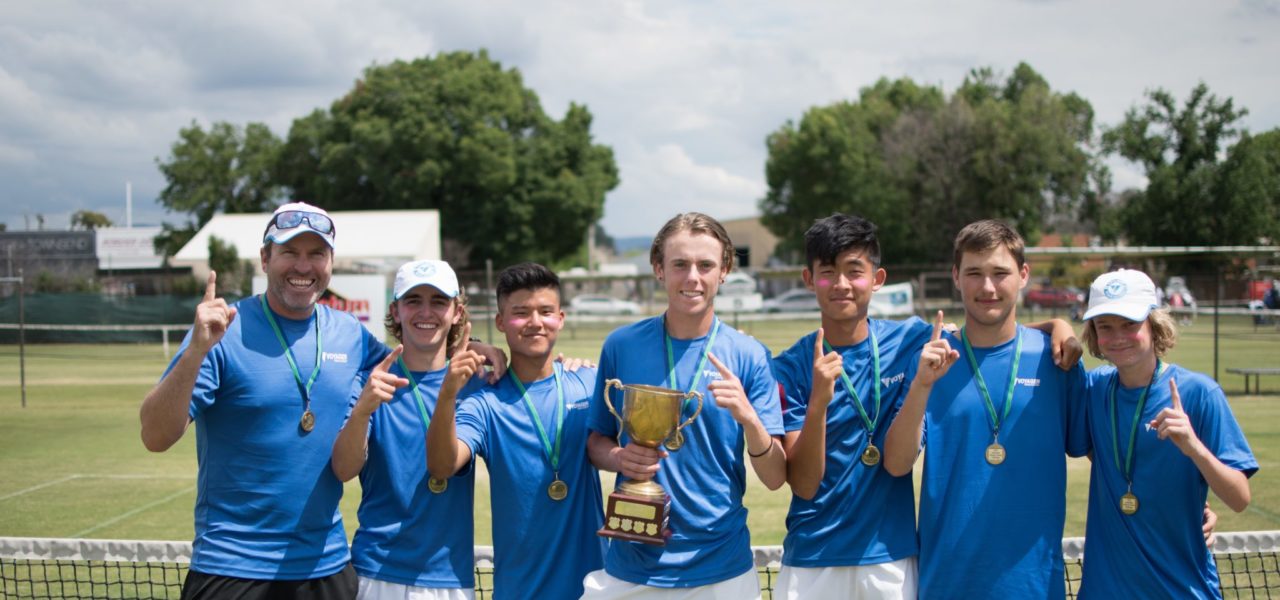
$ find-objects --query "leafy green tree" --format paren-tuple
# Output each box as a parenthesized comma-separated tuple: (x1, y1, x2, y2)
(154, 121, 284, 256)
(70, 210, 113, 230)
(761, 63, 1099, 265)
(277, 50, 618, 267)
(206, 235, 255, 297)
(1102, 84, 1267, 245)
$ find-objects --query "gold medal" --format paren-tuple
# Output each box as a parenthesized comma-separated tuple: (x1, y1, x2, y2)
(664, 430, 684, 451)
(299, 410, 315, 432)
(1120, 492, 1139, 515)
(548, 478, 568, 501)
(861, 444, 881, 466)
(428, 476, 448, 494)
(985, 442, 1006, 465)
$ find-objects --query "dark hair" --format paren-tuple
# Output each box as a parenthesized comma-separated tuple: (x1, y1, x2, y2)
(953, 219, 1026, 269)
(649, 213, 735, 272)
(804, 213, 881, 269)
(496, 263, 561, 307)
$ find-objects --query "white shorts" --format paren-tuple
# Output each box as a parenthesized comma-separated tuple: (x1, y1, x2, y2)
(580, 568, 759, 600)
(773, 557, 916, 600)
(356, 576, 474, 600)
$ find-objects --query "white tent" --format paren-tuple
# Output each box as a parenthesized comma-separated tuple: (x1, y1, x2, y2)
(172, 209, 441, 278)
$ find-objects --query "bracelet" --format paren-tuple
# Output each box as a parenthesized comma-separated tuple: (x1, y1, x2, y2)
(468, 336, 482, 343)
(748, 439, 774, 458)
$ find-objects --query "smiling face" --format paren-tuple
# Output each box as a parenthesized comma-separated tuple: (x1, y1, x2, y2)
(260, 233, 333, 319)
(1091, 314, 1155, 370)
(496, 286, 563, 360)
(391, 285, 460, 355)
(953, 245, 1029, 331)
(804, 248, 886, 325)
(654, 230, 728, 321)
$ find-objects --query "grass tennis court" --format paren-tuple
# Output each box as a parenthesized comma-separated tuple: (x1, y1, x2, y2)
(1, 313, 1278, 545)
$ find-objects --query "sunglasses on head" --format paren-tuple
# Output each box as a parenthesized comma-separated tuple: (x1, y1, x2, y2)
(267, 210, 335, 235)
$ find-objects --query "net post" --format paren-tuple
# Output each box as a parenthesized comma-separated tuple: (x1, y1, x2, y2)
(17, 268, 25, 409)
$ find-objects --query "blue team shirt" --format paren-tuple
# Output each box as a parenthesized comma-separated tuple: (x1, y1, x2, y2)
(166, 297, 384, 580)
(351, 362, 486, 589)
(588, 316, 784, 588)
(1079, 364, 1257, 599)
(456, 364, 606, 600)
(915, 325, 1088, 599)
(772, 317, 931, 567)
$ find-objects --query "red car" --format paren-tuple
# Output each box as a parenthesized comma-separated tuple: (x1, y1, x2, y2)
(1023, 286, 1084, 309)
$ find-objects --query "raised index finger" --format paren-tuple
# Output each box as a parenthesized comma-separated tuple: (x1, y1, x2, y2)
(454, 321, 473, 356)
(813, 328, 825, 362)
(204, 271, 218, 302)
(378, 344, 404, 372)
(931, 310, 944, 342)
(1169, 376, 1183, 412)
(707, 352, 733, 379)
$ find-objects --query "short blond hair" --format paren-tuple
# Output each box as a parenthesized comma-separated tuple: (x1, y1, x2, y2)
(650, 213, 735, 272)
(1082, 308, 1178, 360)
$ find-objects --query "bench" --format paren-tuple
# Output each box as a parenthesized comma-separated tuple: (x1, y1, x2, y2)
(1226, 367, 1280, 394)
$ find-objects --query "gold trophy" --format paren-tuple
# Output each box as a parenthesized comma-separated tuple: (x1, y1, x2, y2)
(597, 379, 701, 545)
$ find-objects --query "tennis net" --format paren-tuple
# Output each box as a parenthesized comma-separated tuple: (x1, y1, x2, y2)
(4, 532, 1279, 599)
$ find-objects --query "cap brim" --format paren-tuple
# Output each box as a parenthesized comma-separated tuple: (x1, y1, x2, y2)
(1083, 303, 1154, 322)
(394, 282, 459, 301)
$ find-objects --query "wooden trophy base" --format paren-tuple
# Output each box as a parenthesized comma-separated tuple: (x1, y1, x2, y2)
(598, 490, 671, 545)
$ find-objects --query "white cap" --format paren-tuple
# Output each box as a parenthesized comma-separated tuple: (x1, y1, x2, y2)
(263, 202, 336, 249)
(1083, 269, 1160, 322)
(393, 260, 459, 300)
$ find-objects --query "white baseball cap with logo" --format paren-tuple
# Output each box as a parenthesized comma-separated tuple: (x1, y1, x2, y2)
(263, 202, 336, 249)
(1083, 269, 1160, 322)
(393, 260, 460, 300)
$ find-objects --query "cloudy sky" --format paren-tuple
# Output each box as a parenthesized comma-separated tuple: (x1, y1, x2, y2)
(2, 0, 1277, 238)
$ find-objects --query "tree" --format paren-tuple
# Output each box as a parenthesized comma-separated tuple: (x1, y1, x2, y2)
(207, 235, 255, 297)
(761, 63, 1100, 265)
(1102, 83, 1266, 245)
(154, 121, 284, 256)
(276, 50, 618, 267)
(70, 210, 113, 230)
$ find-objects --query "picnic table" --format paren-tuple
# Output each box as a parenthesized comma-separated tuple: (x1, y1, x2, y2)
(1226, 367, 1280, 394)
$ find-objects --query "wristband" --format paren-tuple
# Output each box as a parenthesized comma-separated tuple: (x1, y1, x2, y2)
(748, 438, 774, 458)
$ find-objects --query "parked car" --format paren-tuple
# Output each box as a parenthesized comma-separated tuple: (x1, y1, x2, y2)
(762, 288, 819, 313)
(1023, 286, 1084, 310)
(569, 294, 641, 315)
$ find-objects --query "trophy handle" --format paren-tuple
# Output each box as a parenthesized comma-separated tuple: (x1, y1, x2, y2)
(676, 390, 703, 433)
(603, 379, 625, 436)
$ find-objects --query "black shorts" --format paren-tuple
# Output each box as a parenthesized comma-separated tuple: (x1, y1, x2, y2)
(181, 563, 357, 600)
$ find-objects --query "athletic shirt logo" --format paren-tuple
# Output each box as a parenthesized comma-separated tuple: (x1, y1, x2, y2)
(1103, 279, 1128, 299)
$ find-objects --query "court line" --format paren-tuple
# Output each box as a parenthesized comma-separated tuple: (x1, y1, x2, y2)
(0, 474, 195, 502)
(71, 485, 196, 538)
(0, 475, 81, 502)
(1246, 503, 1280, 526)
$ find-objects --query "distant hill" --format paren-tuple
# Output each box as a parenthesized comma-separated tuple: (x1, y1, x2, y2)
(613, 236, 653, 255)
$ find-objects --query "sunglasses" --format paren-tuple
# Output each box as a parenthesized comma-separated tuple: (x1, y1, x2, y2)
(266, 210, 335, 235)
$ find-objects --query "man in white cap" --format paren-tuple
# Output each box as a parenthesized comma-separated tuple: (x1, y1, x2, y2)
(141, 202, 391, 599)
(332, 259, 491, 599)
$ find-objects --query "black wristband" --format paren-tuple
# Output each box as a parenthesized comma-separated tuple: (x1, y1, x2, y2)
(748, 438, 774, 458)
(468, 336, 482, 343)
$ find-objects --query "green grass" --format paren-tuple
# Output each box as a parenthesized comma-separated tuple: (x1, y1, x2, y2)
(1, 313, 1278, 546)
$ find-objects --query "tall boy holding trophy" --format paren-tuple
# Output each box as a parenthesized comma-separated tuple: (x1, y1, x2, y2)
(583, 213, 786, 599)
(772, 214, 1081, 599)
(427, 263, 606, 600)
